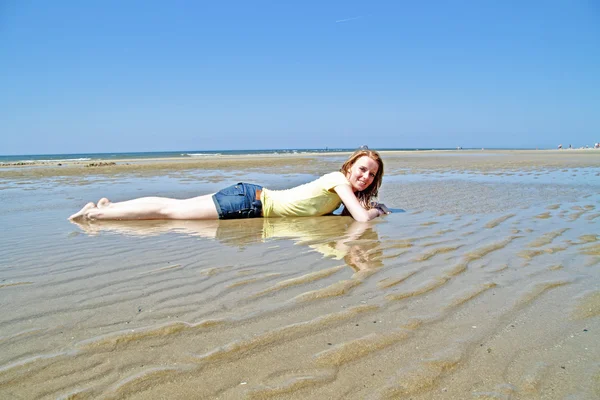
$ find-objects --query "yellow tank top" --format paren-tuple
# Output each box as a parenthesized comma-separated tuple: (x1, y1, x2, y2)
(261, 172, 350, 217)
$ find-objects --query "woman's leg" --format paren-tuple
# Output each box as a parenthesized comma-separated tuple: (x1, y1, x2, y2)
(69, 194, 219, 221)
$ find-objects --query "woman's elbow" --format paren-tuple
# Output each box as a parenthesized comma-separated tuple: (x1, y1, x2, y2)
(353, 213, 371, 222)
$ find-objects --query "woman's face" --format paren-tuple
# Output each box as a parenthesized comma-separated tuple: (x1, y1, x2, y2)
(345, 156, 379, 192)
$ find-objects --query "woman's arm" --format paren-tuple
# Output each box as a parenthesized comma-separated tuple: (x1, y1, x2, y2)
(334, 185, 382, 222)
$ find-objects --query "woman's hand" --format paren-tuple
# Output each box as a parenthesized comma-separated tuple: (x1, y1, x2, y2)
(375, 203, 391, 215)
(335, 185, 386, 222)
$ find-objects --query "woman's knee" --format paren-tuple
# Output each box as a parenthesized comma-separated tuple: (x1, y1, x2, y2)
(158, 201, 184, 219)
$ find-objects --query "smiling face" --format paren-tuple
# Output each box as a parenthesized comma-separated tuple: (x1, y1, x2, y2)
(345, 155, 379, 192)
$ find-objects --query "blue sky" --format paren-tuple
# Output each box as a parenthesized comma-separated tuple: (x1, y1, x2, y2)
(1, 0, 599, 154)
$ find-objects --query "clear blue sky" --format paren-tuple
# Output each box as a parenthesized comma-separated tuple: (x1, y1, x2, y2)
(1, 0, 599, 154)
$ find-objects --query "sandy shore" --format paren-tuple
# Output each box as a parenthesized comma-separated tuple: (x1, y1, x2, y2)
(1, 150, 600, 181)
(0, 152, 598, 399)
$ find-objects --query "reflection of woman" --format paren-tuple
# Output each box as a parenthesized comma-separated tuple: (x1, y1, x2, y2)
(69, 149, 390, 222)
(70, 217, 383, 271)
(260, 218, 383, 271)
(342, 227, 384, 271)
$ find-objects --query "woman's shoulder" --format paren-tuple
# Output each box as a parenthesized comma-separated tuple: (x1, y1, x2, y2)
(320, 171, 345, 179)
(317, 171, 350, 188)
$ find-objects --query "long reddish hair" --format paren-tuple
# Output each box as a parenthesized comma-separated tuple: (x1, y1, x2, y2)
(340, 149, 384, 209)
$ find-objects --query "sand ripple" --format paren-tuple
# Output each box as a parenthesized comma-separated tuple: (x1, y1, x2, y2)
(1, 172, 599, 399)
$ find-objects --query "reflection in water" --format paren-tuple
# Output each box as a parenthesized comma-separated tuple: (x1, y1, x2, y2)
(71, 217, 383, 271)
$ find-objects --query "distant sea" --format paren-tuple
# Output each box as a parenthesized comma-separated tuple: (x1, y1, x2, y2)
(0, 148, 470, 164)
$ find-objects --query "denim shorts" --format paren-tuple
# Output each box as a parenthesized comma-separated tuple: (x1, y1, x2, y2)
(212, 182, 263, 219)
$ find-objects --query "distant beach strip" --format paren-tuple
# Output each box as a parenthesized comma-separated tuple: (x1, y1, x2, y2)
(0, 147, 558, 165)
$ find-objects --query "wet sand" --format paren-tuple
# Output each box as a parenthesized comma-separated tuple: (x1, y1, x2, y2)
(0, 151, 599, 399)
(2, 149, 600, 181)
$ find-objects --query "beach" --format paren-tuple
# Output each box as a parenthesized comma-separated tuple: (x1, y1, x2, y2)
(0, 150, 599, 399)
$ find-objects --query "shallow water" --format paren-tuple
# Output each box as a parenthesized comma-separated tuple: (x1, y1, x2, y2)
(386, 167, 600, 186)
(0, 158, 599, 399)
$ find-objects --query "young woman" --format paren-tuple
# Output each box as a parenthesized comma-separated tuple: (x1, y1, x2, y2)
(69, 149, 390, 223)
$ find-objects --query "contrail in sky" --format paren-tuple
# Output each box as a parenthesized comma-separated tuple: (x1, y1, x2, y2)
(335, 16, 363, 23)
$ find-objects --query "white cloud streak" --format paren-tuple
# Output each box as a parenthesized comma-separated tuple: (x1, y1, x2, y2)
(335, 16, 363, 23)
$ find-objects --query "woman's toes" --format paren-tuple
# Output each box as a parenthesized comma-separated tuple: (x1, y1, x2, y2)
(97, 198, 111, 208)
(69, 202, 96, 220)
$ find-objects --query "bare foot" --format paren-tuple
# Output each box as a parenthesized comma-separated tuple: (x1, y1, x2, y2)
(68, 202, 96, 220)
(97, 198, 111, 208)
